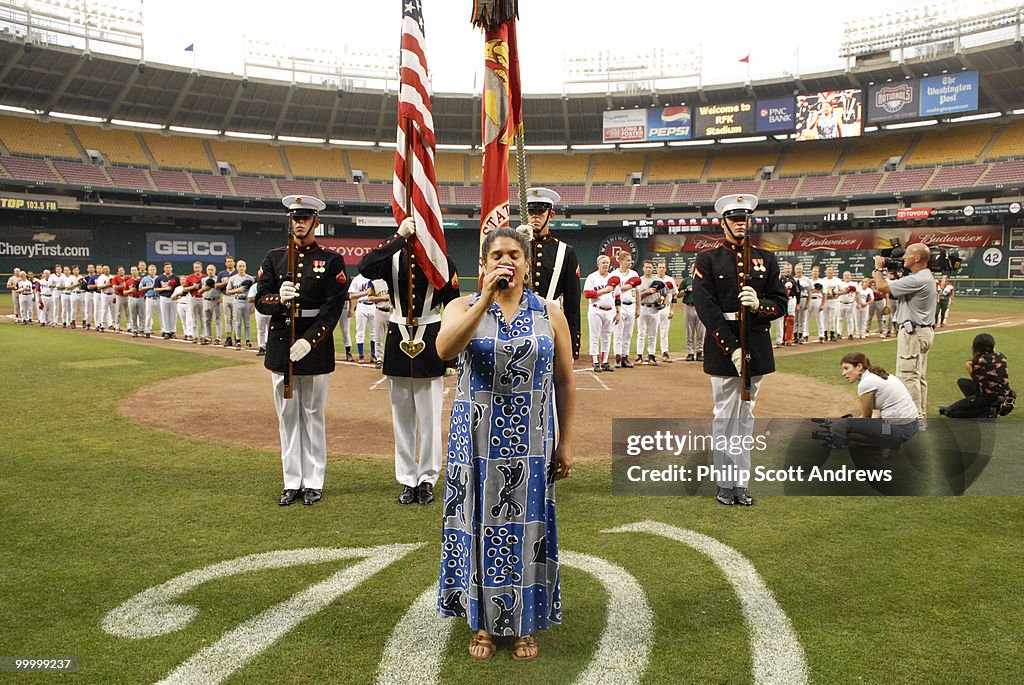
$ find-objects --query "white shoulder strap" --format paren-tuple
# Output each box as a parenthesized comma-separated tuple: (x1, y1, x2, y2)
(545, 241, 568, 302)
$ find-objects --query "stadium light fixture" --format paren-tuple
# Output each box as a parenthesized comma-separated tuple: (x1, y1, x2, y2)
(571, 144, 616, 151)
(377, 141, 398, 149)
(169, 126, 219, 136)
(864, 125, 879, 132)
(49, 111, 104, 123)
(110, 118, 162, 129)
(720, 136, 768, 144)
(1012, 108, 1024, 116)
(947, 111, 1002, 122)
(884, 119, 939, 129)
(279, 135, 327, 144)
(328, 139, 376, 147)
(619, 142, 666, 149)
(0, 105, 40, 115)
(667, 139, 715, 147)
(525, 144, 569, 151)
(436, 143, 473, 151)
(224, 131, 274, 140)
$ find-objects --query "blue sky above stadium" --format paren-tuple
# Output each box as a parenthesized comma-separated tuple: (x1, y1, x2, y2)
(140, 0, 989, 93)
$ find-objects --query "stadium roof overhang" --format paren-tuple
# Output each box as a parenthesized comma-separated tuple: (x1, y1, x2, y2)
(1, 36, 1023, 146)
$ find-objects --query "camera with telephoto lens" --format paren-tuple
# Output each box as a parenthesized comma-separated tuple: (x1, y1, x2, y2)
(879, 239, 961, 276)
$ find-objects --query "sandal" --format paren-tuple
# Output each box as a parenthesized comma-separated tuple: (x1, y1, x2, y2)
(468, 633, 495, 661)
(512, 634, 538, 661)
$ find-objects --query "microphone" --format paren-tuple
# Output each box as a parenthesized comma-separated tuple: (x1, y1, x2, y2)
(496, 264, 514, 290)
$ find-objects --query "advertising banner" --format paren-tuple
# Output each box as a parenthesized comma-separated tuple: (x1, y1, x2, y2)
(0, 228, 92, 259)
(961, 201, 1021, 218)
(693, 101, 756, 138)
(867, 81, 919, 123)
(920, 71, 979, 116)
(755, 97, 796, 132)
(602, 110, 647, 143)
(146, 232, 236, 262)
(0, 196, 59, 212)
(646, 106, 692, 141)
(795, 90, 863, 141)
(319, 237, 393, 262)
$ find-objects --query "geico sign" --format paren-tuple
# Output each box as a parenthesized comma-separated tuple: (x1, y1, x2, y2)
(154, 240, 229, 257)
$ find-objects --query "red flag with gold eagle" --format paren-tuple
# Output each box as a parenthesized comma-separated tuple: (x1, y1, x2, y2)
(474, 1, 523, 262)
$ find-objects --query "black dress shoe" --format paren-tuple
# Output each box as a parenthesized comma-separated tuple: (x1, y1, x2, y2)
(302, 488, 322, 506)
(398, 485, 418, 505)
(601, 363, 615, 372)
(279, 488, 302, 506)
(416, 482, 434, 505)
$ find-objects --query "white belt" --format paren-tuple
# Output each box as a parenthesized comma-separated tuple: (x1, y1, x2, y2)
(298, 308, 320, 318)
(723, 312, 738, 321)
(390, 311, 440, 326)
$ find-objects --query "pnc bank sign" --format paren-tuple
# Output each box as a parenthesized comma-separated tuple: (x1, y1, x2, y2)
(146, 232, 235, 261)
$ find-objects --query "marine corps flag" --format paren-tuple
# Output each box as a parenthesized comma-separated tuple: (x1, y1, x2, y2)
(473, 0, 523, 257)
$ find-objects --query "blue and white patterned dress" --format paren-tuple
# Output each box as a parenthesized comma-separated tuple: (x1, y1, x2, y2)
(438, 289, 561, 636)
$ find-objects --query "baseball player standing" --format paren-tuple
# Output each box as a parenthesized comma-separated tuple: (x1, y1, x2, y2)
(584, 255, 618, 372)
(635, 260, 663, 365)
(217, 256, 237, 347)
(138, 264, 158, 338)
(7, 268, 21, 321)
(610, 251, 639, 367)
(348, 272, 377, 363)
(655, 260, 677, 362)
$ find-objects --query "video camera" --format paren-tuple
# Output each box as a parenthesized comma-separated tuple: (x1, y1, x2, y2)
(879, 239, 962, 276)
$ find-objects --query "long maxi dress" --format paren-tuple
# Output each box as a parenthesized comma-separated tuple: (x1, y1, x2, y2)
(438, 289, 562, 636)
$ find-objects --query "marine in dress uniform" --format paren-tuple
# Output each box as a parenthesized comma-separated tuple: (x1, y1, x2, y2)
(358, 217, 460, 506)
(693, 194, 787, 507)
(522, 188, 582, 359)
(255, 195, 349, 507)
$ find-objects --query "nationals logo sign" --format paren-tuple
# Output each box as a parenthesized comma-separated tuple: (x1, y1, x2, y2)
(598, 233, 639, 266)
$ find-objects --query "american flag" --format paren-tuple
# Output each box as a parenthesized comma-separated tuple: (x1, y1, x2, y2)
(392, 0, 449, 290)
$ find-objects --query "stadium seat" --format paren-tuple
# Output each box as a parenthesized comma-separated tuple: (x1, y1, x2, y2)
(706, 151, 779, 181)
(907, 125, 996, 167)
(878, 168, 933, 193)
(926, 165, 987, 190)
(150, 169, 196, 193)
(434, 152, 466, 184)
(144, 133, 214, 172)
(454, 185, 481, 206)
(283, 145, 348, 180)
(979, 159, 1024, 185)
(362, 183, 394, 204)
(796, 175, 841, 198)
(778, 143, 841, 176)
(230, 176, 278, 198)
(53, 161, 111, 187)
(549, 185, 586, 205)
(0, 117, 80, 160)
(760, 177, 799, 200)
(591, 152, 645, 184)
(839, 134, 912, 172)
(530, 154, 589, 185)
(209, 140, 285, 177)
(647, 150, 707, 182)
(673, 182, 717, 202)
(347, 149, 399, 183)
(321, 181, 362, 202)
(192, 172, 233, 195)
(0, 156, 62, 183)
(836, 172, 883, 195)
(633, 184, 674, 204)
(277, 179, 320, 199)
(985, 120, 1024, 161)
(106, 166, 154, 190)
(72, 126, 148, 166)
(588, 185, 633, 205)
(717, 180, 762, 197)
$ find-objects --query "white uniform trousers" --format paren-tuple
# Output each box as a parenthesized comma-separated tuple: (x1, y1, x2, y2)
(587, 305, 615, 359)
(255, 310, 271, 348)
(176, 299, 190, 336)
(144, 298, 157, 334)
(51, 292, 62, 324)
(838, 302, 855, 337)
(187, 297, 202, 338)
(102, 294, 116, 328)
(388, 376, 443, 487)
(60, 293, 72, 325)
(159, 298, 176, 334)
(870, 300, 886, 334)
(805, 298, 822, 338)
(613, 302, 636, 358)
(272, 372, 329, 490)
(855, 306, 870, 337)
(822, 300, 838, 334)
(10, 291, 18, 319)
(636, 306, 660, 357)
(710, 375, 764, 489)
(91, 293, 103, 328)
(19, 293, 35, 321)
(71, 292, 85, 323)
(40, 295, 55, 324)
(354, 303, 376, 345)
(685, 304, 704, 356)
(657, 307, 672, 354)
(373, 308, 390, 359)
(128, 297, 144, 333)
(202, 299, 223, 340)
(222, 299, 236, 340)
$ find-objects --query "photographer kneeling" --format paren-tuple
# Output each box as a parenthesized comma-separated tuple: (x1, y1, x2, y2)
(827, 352, 919, 450)
(872, 244, 937, 424)
(940, 333, 1015, 419)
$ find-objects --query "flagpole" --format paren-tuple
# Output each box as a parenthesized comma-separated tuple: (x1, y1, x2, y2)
(403, 119, 415, 328)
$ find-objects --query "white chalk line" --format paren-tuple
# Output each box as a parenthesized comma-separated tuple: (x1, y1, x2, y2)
(374, 551, 653, 685)
(604, 521, 808, 685)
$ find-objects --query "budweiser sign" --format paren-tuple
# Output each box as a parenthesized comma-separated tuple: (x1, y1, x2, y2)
(687, 236, 725, 252)
(896, 207, 933, 221)
(791, 232, 867, 250)
(909, 226, 1002, 248)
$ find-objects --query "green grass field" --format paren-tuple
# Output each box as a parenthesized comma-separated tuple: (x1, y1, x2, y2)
(2, 303, 1022, 684)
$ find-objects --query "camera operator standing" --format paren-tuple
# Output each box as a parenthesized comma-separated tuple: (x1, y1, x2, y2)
(872, 243, 936, 425)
